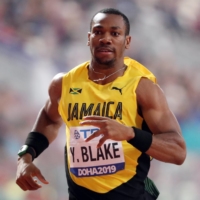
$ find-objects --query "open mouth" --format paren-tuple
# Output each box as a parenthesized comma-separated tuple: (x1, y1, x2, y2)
(96, 47, 114, 55)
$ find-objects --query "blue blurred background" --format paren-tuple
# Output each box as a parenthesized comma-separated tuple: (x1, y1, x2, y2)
(0, 0, 200, 199)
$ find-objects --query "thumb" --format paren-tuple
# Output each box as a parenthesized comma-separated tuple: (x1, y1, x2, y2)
(36, 171, 49, 184)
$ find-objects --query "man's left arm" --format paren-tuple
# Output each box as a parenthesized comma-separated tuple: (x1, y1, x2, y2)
(136, 78, 186, 165)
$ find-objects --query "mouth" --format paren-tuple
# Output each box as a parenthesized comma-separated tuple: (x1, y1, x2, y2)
(96, 47, 114, 55)
(97, 47, 113, 52)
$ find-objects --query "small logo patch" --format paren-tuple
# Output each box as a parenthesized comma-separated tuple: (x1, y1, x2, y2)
(74, 130, 80, 139)
(111, 87, 123, 95)
(69, 88, 82, 94)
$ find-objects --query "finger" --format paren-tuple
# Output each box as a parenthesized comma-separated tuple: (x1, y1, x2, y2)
(35, 172, 49, 184)
(83, 115, 108, 120)
(85, 131, 102, 142)
(16, 179, 29, 191)
(25, 178, 41, 190)
(97, 136, 107, 148)
(17, 177, 40, 191)
(26, 176, 43, 189)
(79, 120, 103, 127)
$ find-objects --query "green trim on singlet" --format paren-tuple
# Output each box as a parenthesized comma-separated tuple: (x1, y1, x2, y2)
(144, 177, 160, 198)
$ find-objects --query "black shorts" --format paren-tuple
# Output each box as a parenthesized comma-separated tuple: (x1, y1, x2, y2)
(69, 190, 157, 200)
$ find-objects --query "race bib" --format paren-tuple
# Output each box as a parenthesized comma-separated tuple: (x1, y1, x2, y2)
(69, 126, 125, 177)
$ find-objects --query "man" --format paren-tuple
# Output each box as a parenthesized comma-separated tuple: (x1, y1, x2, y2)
(16, 8, 186, 200)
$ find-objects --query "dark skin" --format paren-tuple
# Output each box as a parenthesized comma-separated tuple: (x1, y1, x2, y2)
(87, 13, 131, 82)
(16, 13, 186, 191)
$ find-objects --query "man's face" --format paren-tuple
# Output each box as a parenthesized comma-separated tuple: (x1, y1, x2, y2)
(88, 13, 131, 66)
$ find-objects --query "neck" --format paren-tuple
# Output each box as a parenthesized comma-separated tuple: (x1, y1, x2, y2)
(88, 60, 126, 84)
(90, 59, 124, 72)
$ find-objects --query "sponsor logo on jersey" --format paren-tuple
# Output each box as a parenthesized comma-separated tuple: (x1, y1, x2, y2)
(111, 86, 123, 95)
(74, 130, 81, 139)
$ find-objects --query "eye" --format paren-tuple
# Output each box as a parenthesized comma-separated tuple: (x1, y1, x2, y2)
(94, 30, 102, 35)
(112, 32, 120, 36)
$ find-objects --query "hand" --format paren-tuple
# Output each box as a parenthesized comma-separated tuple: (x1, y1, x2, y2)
(16, 154, 49, 191)
(79, 116, 134, 148)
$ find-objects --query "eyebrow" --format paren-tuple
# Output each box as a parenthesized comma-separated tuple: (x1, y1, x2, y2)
(93, 25, 122, 30)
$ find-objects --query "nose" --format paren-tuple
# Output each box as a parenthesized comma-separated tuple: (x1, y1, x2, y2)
(99, 33, 112, 44)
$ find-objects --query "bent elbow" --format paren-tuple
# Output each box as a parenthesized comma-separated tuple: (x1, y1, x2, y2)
(173, 137, 187, 165)
(175, 146, 187, 165)
(175, 154, 186, 165)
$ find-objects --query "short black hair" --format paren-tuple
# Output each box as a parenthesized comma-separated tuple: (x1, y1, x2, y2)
(90, 8, 130, 35)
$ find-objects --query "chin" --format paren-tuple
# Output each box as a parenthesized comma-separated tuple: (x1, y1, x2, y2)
(95, 57, 116, 66)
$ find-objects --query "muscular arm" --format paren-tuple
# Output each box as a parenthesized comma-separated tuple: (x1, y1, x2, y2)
(16, 73, 64, 191)
(136, 78, 186, 165)
(31, 73, 63, 143)
(78, 77, 186, 165)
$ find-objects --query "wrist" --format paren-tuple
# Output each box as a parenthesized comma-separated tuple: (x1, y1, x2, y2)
(25, 131, 49, 158)
(127, 127, 152, 153)
(18, 145, 36, 161)
(18, 153, 33, 163)
(126, 127, 135, 141)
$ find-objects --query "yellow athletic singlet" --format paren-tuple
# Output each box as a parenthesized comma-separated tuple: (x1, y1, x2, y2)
(58, 57, 157, 196)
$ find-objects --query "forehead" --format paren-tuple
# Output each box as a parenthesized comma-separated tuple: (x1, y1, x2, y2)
(92, 13, 125, 30)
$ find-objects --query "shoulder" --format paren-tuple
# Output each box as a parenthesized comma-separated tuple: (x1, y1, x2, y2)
(50, 72, 64, 88)
(48, 73, 65, 101)
(67, 61, 90, 75)
(136, 78, 166, 109)
(124, 57, 157, 82)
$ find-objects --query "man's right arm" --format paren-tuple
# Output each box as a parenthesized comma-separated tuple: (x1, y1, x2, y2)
(31, 73, 64, 143)
(16, 73, 64, 191)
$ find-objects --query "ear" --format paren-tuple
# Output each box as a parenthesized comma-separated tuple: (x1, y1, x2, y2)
(87, 32, 91, 46)
(125, 36, 131, 49)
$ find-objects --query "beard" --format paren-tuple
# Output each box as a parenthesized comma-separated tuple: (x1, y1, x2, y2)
(94, 56, 116, 66)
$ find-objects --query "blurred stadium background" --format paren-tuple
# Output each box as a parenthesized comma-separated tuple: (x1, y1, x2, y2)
(0, 0, 200, 199)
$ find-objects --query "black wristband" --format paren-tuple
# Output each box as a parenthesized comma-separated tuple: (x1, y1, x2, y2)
(127, 127, 152, 152)
(25, 132, 49, 158)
